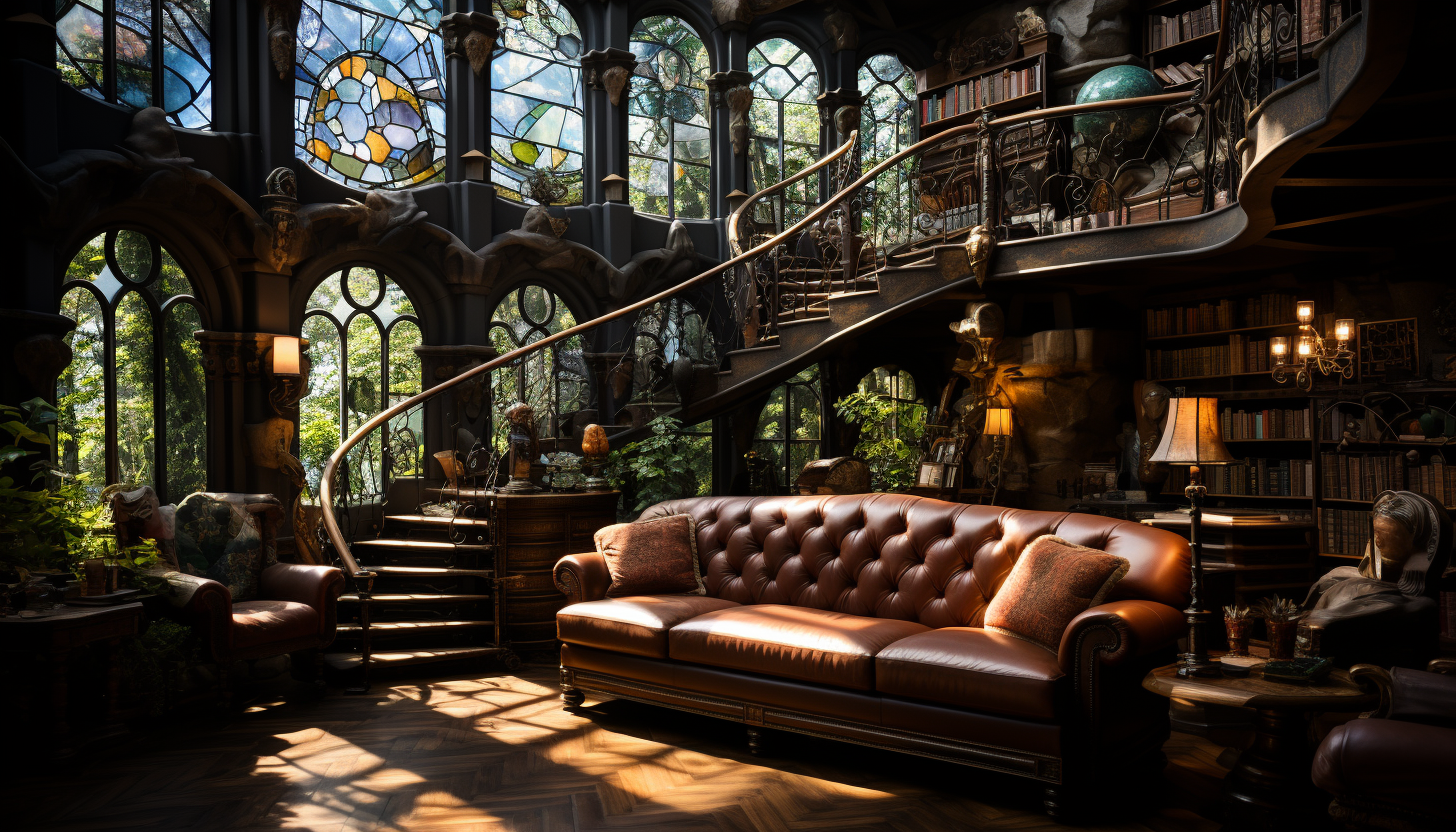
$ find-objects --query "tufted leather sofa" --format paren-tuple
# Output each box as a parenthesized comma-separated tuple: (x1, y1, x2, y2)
(552, 494, 1190, 814)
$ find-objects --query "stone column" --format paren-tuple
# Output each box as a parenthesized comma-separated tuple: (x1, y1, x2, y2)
(581, 47, 638, 206)
(440, 8, 498, 183)
(414, 344, 499, 476)
(706, 69, 753, 218)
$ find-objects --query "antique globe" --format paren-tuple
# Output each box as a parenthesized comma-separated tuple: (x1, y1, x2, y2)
(1072, 65, 1165, 159)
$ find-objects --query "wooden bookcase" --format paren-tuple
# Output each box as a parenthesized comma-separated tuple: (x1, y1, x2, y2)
(1141, 0, 1223, 71)
(914, 50, 1050, 138)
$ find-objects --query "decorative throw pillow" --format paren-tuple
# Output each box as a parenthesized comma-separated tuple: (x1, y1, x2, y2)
(595, 514, 705, 597)
(173, 493, 277, 602)
(984, 534, 1130, 652)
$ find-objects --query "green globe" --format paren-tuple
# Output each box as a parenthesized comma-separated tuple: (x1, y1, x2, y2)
(1072, 65, 1165, 157)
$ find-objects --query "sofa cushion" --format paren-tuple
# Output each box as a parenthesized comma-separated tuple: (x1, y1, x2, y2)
(1313, 718, 1456, 823)
(596, 514, 705, 597)
(232, 600, 319, 650)
(668, 605, 930, 690)
(875, 628, 1066, 720)
(558, 596, 741, 658)
(984, 534, 1129, 652)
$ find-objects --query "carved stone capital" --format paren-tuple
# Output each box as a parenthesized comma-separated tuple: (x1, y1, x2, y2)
(440, 11, 500, 76)
(581, 48, 638, 107)
(196, 331, 271, 382)
(816, 87, 865, 130)
(707, 71, 754, 155)
(263, 0, 303, 81)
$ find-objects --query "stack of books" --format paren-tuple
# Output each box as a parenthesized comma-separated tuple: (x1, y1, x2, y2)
(1147, 1, 1221, 51)
(1222, 406, 1313, 440)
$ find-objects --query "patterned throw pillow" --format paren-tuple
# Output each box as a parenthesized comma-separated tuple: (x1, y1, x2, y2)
(595, 514, 705, 598)
(173, 493, 277, 602)
(984, 534, 1130, 652)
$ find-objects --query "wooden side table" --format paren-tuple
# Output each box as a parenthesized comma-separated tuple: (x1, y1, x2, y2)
(0, 602, 143, 758)
(1143, 662, 1377, 831)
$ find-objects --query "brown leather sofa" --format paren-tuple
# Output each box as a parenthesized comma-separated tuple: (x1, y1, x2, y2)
(553, 494, 1190, 814)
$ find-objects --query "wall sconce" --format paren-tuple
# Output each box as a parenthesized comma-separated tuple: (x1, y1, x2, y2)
(271, 335, 301, 377)
(267, 335, 306, 417)
(601, 173, 628, 203)
(1271, 301, 1354, 391)
(982, 407, 1013, 504)
(461, 149, 488, 182)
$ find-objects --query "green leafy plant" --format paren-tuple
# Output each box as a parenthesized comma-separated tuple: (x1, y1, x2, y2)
(833, 390, 927, 492)
(607, 416, 712, 518)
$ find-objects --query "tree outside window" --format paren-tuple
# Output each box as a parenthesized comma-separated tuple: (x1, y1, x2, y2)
(748, 38, 821, 231)
(753, 366, 822, 491)
(628, 14, 711, 219)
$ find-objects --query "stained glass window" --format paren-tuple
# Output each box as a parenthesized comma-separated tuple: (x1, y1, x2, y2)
(857, 54, 917, 247)
(58, 229, 207, 501)
(748, 38, 820, 230)
(491, 0, 583, 204)
(488, 285, 587, 451)
(753, 366, 822, 492)
(294, 0, 446, 189)
(629, 15, 711, 219)
(55, 0, 213, 129)
(299, 268, 422, 501)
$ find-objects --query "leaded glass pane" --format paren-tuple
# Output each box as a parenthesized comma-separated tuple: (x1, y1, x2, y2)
(165, 301, 207, 496)
(858, 54, 916, 249)
(115, 290, 156, 486)
(58, 286, 106, 495)
(56, 1, 106, 99)
(161, 1, 212, 128)
(748, 38, 820, 229)
(488, 285, 586, 450)
(491, 0, 582, 204)
(629, 14, 710, 219)
(300, 313, 343, 494)
(295, 0, 447, 190)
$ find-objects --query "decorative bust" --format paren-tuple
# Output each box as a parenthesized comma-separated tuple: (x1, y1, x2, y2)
(501, 401, 540, 493)
(1301, 490, 1451, 666)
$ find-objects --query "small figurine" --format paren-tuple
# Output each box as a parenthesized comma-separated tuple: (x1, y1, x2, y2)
(500, 401, 540, 493)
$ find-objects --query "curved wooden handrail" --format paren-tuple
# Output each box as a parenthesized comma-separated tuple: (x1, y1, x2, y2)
(319, 87, 1203, 577)
(727, 130, 859, 257)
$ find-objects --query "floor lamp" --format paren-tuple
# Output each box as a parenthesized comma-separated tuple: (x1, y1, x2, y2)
(1148, 397, 1236, 678)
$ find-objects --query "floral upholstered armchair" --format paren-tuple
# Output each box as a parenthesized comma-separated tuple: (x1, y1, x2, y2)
(111, 487, 343, 691)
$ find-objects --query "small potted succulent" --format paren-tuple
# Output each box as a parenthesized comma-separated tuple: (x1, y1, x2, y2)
(1257, 596, 1303, 661)
(1223, 604, 1252, 656)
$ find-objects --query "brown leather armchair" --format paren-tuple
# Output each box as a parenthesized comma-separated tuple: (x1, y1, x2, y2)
(112, 488, 344, 689)
(1312, 659, 1456, 831)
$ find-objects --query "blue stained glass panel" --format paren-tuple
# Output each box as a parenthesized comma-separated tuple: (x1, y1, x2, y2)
(490, 0, 583, 204)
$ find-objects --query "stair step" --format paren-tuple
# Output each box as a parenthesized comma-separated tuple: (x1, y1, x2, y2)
(322, 646, 509, 670)
(353, 538, 490, 553)
(385, 513, 491, 529)
(336, 619, 493, 634)
(369, 566, 495, 579)
(340, 593, 493, 604)
(426, 486, 496, 501)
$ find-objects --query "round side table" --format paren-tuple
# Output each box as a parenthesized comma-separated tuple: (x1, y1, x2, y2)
(1143, 662, 1376, 832)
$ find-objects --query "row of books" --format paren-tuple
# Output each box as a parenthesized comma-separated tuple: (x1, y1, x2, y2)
(921, 65, 1043, 124)
(1320, 508, 1370, 558)
(1321, 452, 1456, 506)
(1147, 1, 1221, 52)
(1145, 292, 1299, 337)
(1145, 335, 1272, 379)
(1222, 407, 1313, 440)
(1164, 458, 1315, 497)
(1153, 62, 1204, 87)
(1316, 402, 1380, 442)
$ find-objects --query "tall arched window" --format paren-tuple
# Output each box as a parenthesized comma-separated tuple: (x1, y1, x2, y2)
(857, 54, 917, 250)
(857, 367, 923, 440)
(55, 0, 213, 128)
(753, 366, 821, 491)
(748, 38, 820, 229)
(487, 285, 588, 450)
(491, 0, 583, 204)
(58, 229, 208, 500)
(299, 267, 422, 501)
(628, 15, 711, 219)
(294, 0, 446, 189)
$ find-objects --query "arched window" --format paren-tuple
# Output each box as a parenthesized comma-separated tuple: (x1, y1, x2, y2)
(628, 15, 711, 219)
(857, 54, 917, 249)
(626, 298, 717, 406)
(491, 0, 584, 204)
(856, 366, 924, 441)
(838, 366, 925, 492)
(294, 0, 446, 189)
(753, 366, 821, 491)
(299, 267, 422, 502)
(748, 38, 820, 229)
(55, 0, 213, 128)
(487, 285, 588, 450)
(58, 229, 207, 500)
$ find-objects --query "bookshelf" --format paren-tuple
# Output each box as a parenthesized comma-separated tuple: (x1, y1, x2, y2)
(1141, 0, 1223, 64)
(915, 50, 1050, 138)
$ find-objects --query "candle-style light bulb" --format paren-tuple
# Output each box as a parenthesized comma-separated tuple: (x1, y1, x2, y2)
(1335, 318, 1354, 345)
(1297, 335, 1314, 357)
(1271, 336, 1289, 366)
(1296, 301, 1315, 324)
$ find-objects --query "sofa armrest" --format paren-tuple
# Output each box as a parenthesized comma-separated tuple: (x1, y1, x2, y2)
(154, 570, 233, 661)
(261, 562, 345, 646)
(1057, 599, 1186, 675)
(554, 552, 610, 604)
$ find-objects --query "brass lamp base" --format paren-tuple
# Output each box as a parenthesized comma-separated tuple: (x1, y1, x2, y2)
(499, 476, 539, 493)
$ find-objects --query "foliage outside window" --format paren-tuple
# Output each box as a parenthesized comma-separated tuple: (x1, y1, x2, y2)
(294, 0, 446, 189)
(857, 54, 916, 248)
(487, 285, 587, 451)
(299, 267, 422, 502)
(753, 366, 822, 491)
(835, 367, 926, 491)
(55, 0, 213, 129)
(58, 229, 207, 502)
(629, 15, 711, 219)
(748, 38, 820, 230)
(491, 0, 583, 204)
(608, 416, 713, 519)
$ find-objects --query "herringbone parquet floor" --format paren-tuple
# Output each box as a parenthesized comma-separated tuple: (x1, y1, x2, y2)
(2, 668, 1229, 832)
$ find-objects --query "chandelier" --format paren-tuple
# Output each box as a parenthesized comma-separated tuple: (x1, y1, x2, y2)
(1270, 300, 1354, 391)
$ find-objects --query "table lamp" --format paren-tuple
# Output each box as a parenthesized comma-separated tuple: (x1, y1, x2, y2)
(1148, 397, 1236, 677)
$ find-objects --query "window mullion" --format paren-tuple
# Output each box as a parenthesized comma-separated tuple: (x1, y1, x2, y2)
(152, 0, 163, 112)
(103, 1, 117, 103)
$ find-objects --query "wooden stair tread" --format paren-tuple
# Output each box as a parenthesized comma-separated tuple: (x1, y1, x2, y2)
(369, 565, 495, 578)
(339, 593, 493, 603)
(385, 513, 490, 528)
(352, 538, 489, 552)
(321, 646, 508, 670)
(335, 620, 492, 633)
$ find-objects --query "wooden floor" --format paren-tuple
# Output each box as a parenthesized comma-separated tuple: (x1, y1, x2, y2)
(3, 667, 1230, 832)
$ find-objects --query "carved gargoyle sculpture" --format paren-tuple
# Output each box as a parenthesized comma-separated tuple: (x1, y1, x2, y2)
(823, 5, 860, 53)
(1015, 7, 1048, 38)
(727, 85, 754, 156)
(440, 11, 500, 76)
(264, 0, 301, 81)
(949, 301, 1005, 378)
